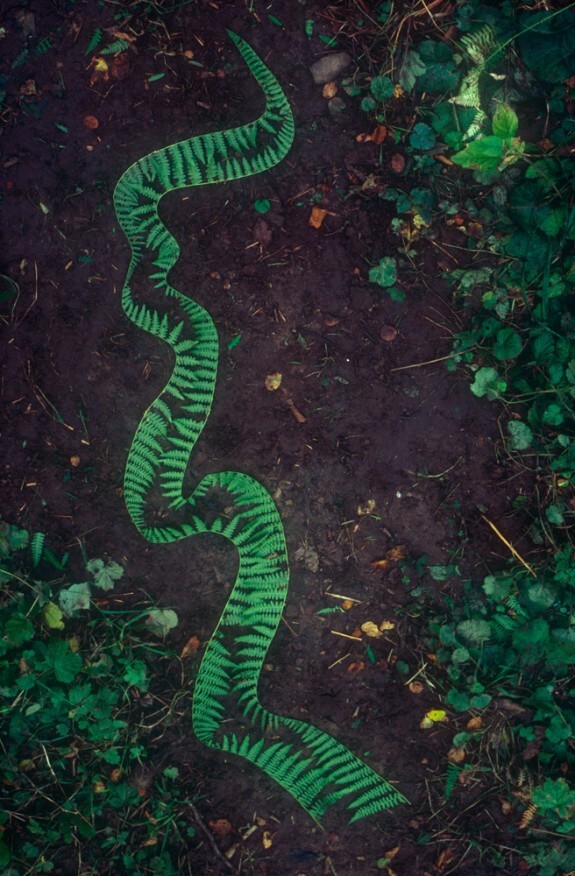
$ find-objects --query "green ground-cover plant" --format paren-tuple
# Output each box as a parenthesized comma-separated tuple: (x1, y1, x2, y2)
(0, 521, 190, 874)
(363, 1, 575, 871)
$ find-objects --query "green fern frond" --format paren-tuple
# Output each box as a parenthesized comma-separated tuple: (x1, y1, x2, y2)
(85, 28, 103, 56)
(101, 39, 132, 55)
(30, 532, 45, 567)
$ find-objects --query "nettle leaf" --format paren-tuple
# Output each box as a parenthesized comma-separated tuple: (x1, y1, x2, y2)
(45, 639, 83, 683)
(456, 619, 491, 645)
(492, 327, 522, 360)
(87, 558, 124, 591)
(409, 122, 436, 151)
(369, 256, 397, 288)
(59, 582, 92, 617)
(145, 608, 179, 637)
(451, 136, 504, 172)
(370, 75, 394, 102)
(470, 366, 506, 400)
(507, 420, 533, 451)
(492, 103, 518, 139)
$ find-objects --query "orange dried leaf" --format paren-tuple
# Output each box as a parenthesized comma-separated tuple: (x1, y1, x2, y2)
(371, 558, 389, 570)
(409, 681, 424, 694)
(371, 124, 387, 145)
(387, 545, 407, 562)
(434, 847, 455, 872)
(448, 746, 466, 763)
(180, 635, 200, 659)
(341, 599, 354, 611)
(379, 619, 395, 631)
(347, 660, 365, 674)
(356, 132, 372, 143)
(466, 715, 483, 730)
(309, 206, 328, 229)
(83, 115, 99, 130)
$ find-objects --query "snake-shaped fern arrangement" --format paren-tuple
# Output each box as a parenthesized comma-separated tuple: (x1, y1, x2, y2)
(114, 30, 406, 823)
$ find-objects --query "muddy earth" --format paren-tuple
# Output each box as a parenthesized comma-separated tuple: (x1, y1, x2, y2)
(0, 1, 535, 873)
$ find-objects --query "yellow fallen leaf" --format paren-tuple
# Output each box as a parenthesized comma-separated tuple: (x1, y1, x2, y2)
(361, 621, 382, 638)
(262, 830, 273, 849)
(420, 708, 448, 729)
(264, 372, 282, 391)
(357, 498, 376, 516)
(380, 619, 395, 631)
(427, 709, 447, 722)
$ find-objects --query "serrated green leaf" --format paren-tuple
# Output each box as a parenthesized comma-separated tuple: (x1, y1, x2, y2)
(492, 327, 522, 360)
(5, 613, 34, 646)
(507, 420, 533, 451)
(59, 582, 92, 617)
(456, 619, 491, 645)
(399, 50, 425, 92)
(370, 75, 394, 102)
(145, 608, 179, 636)
(409, 122, 436, 151)
(45, 639, 83, 683)
(369, 256, 397, 288)
(86, 558, 124, 590)
(492, 103, 518, 139)
(451, 136, 504, 172)
(470, 366, 506, 400)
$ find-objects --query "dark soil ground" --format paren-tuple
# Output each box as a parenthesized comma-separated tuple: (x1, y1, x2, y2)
(0, 1, 537, 873)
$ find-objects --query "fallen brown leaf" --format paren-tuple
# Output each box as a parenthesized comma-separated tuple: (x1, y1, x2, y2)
(209, 818, 233, 837)
(391, 153, 405, 173)
(180, 635, 200, 659)
(371, 124, 387, 145)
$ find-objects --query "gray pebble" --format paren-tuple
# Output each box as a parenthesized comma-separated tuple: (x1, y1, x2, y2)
(310, 52, 352, 85)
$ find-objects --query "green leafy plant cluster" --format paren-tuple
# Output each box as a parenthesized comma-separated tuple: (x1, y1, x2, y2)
(373, 2, 575, 872)
(0, 521, 190, 875)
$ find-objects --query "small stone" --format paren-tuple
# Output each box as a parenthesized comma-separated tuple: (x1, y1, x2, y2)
(328, 96, 346, 119)
(380, 324, 398, 342)
(310, 52, 352, 85)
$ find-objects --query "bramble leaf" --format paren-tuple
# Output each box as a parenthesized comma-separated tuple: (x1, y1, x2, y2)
(87, 558, 124, 590)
